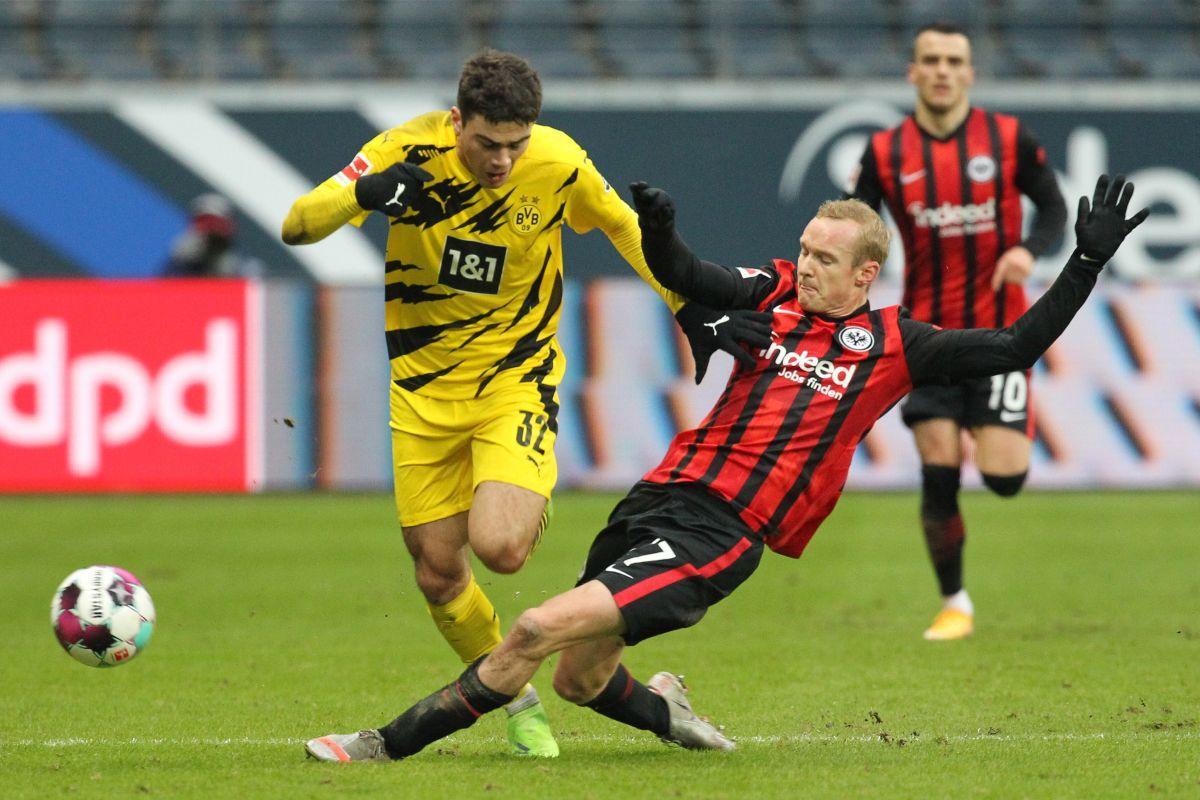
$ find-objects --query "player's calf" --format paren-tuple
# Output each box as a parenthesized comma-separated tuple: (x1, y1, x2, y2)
(373, 657, 516, 760)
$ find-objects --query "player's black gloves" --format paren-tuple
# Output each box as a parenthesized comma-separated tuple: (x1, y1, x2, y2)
(355, 162, 434, 216)
(1073, 174, 1149, 269)
(629, 181, 675, 235)
(675, 303, 773, 384)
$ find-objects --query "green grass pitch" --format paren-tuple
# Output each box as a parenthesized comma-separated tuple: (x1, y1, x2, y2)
(1, 490, 1197, 798)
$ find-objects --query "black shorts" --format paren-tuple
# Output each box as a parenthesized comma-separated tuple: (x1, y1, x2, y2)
(576, 481, 764, 646)
(901, 369, 1033, 436)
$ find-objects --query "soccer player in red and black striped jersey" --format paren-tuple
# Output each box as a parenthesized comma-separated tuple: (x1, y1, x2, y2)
(846, 23, 1068, 640)
(304, 176, 1145, 762)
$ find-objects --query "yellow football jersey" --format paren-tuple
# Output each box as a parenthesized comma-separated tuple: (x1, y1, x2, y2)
(314, 111, 682, 401)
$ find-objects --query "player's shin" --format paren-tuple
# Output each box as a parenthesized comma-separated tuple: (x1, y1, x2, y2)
(582, 663, 671, 736)
(427, 575, 502, 664)
(377, 657, 515, 760)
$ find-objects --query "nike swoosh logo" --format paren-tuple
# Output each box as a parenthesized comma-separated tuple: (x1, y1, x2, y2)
(605, 565, 634, 580)
(773, 308, 803, 317)
(899, 170, 926, 185)
(999, 410, 1026, 423)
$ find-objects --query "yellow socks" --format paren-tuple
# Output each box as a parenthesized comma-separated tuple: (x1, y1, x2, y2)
(427, 576, 502, 665)
(428, 577, 539, 713)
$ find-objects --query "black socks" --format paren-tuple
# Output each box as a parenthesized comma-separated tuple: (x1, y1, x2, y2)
(583, 663, 671, 736)
(377, 657, 515, 760)
(920, 464, 965, 596)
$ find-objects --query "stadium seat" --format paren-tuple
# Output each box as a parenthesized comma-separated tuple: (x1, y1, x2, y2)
(703, 0, 796, 28)
(594, 0, 706, 78)
(1005, 29, 1120, 79)
(899, 0, 987, 37)
(0, 29, 51, 80)
(709, 26, 815, 78)
(801, 0, 894, 28)
(1105, 0, 1199, 30)
(377, 25, 470, 80)
(1110, 31, 1200, 79)
(379, 0, 466, 28)
(487, 0, 594, 79)
(994, 0, 1095, 29)
(269, 0, 371, 80)
(488, 27, 596, 79)
(40, 0, 159, 80)
(804, 26, 908, 79)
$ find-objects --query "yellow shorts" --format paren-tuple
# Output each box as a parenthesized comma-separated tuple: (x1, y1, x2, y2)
(390, 384, 559, 527)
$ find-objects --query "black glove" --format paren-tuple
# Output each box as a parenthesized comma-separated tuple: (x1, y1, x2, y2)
(629, 181, 675, 235)
(675, 303, 773, 384)
(355, 162, 434, 216)
(1073, 174, 1149, 267)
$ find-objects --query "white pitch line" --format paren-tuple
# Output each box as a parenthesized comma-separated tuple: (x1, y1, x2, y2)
(2, 730, 1196, 748)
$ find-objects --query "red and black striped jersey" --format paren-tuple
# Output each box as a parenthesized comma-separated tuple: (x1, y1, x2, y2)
(644, 259, 915, 558)
(849, 107, 1065, 330)
(638, 231, 1102, 558)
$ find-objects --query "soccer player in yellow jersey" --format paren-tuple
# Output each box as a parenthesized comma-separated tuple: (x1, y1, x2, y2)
(281, 51, 768, 758)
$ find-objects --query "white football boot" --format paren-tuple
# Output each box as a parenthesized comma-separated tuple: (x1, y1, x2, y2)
(305, 729, 389, 762)
(647, 672, 736, 751)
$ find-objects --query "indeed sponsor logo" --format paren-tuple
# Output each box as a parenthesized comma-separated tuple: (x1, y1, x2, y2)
(907, 197, 996, 229)
(760, 341, 856, 397)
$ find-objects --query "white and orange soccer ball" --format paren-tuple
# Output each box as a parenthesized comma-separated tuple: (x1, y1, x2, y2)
(51, 566, 155, 667)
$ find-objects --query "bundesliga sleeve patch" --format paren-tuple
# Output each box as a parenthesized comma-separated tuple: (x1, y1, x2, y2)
(334, 152, 373, 186)
(737, 267, 771, 279)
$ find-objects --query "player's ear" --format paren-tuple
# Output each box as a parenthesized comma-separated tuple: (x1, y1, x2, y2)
(856, 260, 880, 289)
(450, 106, 463, 136)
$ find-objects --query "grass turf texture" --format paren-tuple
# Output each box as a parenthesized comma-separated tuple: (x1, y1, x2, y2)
(1, 491, 1197, 798)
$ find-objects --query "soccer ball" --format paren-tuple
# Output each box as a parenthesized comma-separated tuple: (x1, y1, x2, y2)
(51, 566, 156, 667)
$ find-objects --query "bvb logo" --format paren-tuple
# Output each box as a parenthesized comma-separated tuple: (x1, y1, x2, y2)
(512, 204, 541, 234)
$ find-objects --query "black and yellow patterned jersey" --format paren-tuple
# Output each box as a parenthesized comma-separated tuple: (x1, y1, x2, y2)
(300, 111, 683, 401)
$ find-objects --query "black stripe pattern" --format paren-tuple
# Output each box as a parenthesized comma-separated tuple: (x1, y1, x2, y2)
(920, 133, 944, 326)
(986, 112, 1009, 327)
(954, 123, 979, 328)
(731, 322, 846, 512)
(763, 311, 887, 533)
(385, 301, 512, 358)
(475, 271, 564, 397)
(697, 316, 817, 486)
(455, 188, 516, 234)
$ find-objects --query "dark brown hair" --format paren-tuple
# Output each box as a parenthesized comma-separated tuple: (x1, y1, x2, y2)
(912, 21, 971, 60)
(457, 50, 542, 125)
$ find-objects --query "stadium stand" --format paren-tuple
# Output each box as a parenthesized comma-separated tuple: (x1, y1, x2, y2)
(0, 0, 1198, 82)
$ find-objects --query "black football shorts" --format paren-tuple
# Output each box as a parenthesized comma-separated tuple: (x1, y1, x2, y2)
(902, 369, 1033, 435)
(576, 481, 764, 646)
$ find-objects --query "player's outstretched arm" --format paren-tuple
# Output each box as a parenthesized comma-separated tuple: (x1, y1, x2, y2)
(629, 182, 745, 307)
(904, 174, 1149, 384)
(281, 161, 432, 245)
(281, 180, 364, 245)
(628, 182, 774, 383)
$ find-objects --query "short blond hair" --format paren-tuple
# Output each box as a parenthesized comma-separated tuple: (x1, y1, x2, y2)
(815, 199, 890, 266)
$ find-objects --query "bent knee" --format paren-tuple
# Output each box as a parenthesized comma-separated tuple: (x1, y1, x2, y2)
(508, 609, 550, 653)
(412, 563, 469, 605)
(552, 668, 606, 705)
(474, 539, 532, 574)
(982, 471, 1027, 498)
